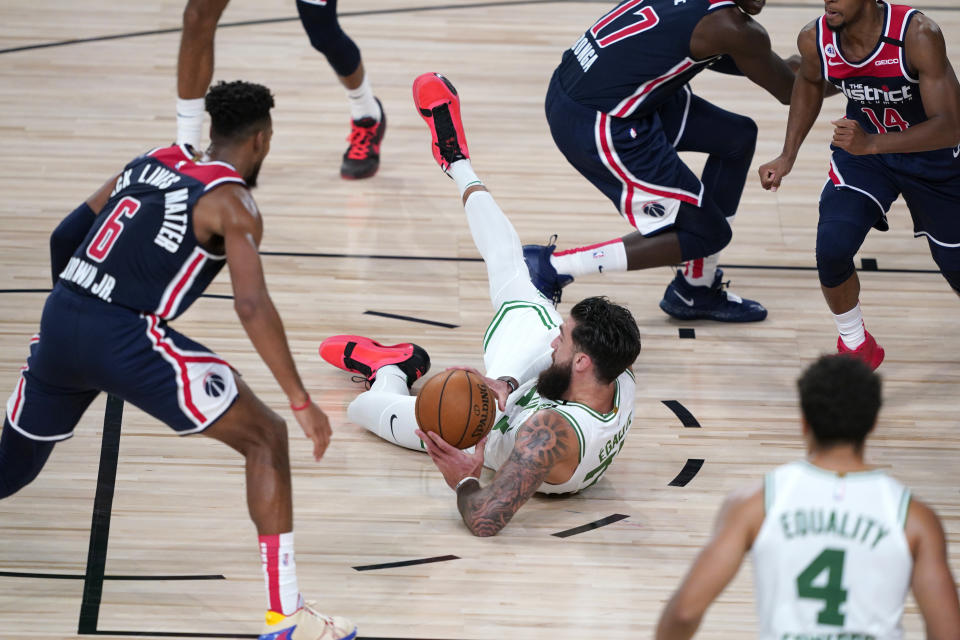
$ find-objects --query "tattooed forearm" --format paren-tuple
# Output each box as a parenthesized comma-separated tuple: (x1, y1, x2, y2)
(457, 410, 575, 537)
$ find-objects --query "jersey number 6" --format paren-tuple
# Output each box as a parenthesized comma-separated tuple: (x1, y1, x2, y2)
(589, 0, 660, 48)
(86, 196, 142, 263)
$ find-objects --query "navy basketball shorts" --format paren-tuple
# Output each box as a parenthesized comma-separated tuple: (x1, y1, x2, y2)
(545, 71, 704, 236)
(824, 148, 960, 270)
(4, 285, 238, 442)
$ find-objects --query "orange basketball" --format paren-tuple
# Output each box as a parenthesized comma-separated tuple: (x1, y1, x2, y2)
(414, 369, 497, 449)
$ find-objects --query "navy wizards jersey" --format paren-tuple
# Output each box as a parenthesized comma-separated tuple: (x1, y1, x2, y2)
(59, 144, 245, 320)
(818, 2, 960, 170)
(555, 0, 736, 118)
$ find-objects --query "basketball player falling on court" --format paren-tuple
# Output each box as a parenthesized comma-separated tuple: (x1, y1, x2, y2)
(320, 73, 642, 537)
(525, 0, 809, 321)
(656, 355, 960, 638)
(759, 0, 960, 369)
(177, 0, 385, 180)
(2, 81, 356, 640)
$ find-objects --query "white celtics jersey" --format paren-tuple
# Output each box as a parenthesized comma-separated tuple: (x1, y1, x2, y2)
(482, 369, 636, 494)
(752, 461, 913, 640)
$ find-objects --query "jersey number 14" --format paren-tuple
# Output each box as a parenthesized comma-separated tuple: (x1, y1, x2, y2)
(796, 548, 848, 626)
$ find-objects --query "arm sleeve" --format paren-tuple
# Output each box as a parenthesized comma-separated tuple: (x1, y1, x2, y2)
(50, 202, 97, 285)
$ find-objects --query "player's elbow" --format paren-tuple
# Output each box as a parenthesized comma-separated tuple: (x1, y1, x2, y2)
(464, 517, 505, 537)
(233, 296, 263, 322)
(657, 596, 704, 636)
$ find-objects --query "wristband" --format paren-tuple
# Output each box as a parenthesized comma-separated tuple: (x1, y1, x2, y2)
(455, 476, 480, 492)
(497, 376, 519, 394)
(290, 394, 311, 411)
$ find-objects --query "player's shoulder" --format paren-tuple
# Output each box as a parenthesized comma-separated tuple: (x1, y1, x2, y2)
(904, 9, 944, 45)
(699, 5, 770, 49)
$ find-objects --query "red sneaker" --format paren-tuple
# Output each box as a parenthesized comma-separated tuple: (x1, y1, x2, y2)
(320, 335, 430, 387)
(412, 72, 469, 172)
(836, 330, 885, 370)
(340, 98, 385, 180)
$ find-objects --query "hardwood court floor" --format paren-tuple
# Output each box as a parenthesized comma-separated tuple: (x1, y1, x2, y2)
(1, 1, 958, 638)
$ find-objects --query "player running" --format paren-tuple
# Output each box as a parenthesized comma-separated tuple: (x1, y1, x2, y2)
(759, 0, 960, 368)
(2, 81, 356, 640)
(525, 0, 805, 321)
(656, 355, 960, 639)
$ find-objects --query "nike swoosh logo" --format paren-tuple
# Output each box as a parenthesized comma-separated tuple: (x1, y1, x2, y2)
(389, 414, 398, 441)
(673, 290, 695, 306)
(826, 59, 843, 66)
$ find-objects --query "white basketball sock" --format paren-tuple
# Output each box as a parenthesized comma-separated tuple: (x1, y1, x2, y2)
(550, 239, 627, 277)
(346, 75, 381, 122)
(682, 253, 720, 287)
(259, 532, 302, 615)
(834, 303, 866, 349)
(176, 97, 205, 149)
(448, 159, 482, 197)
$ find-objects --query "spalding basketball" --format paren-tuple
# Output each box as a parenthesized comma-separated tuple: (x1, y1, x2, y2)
(415, 370, 497, 449)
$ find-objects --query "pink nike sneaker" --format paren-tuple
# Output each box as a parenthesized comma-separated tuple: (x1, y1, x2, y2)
(320, 334, 430, 387)
(412, 72, 469, 172)
(836, 330, 885, 370)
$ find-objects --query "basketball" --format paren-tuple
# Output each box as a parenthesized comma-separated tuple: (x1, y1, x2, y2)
(415, 370, 497, 449)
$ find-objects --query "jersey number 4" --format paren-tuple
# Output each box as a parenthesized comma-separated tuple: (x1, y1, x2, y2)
(86, 196, 142, 263)
(796, 548, 848, 626)
(589, 0, 660, 48)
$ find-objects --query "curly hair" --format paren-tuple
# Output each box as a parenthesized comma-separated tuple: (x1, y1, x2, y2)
(797, 355, 882, 450)
(569, 296, 641, 384)
(205, 80, 275, 142)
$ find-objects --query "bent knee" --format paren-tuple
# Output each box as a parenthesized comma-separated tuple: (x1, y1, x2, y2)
(182, 0, 228, 34)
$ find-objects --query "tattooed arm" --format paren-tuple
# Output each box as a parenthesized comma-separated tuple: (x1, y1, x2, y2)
(456, 409, 578, 537)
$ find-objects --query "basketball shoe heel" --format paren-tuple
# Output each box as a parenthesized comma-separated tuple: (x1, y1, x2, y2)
(341, 98, 385, 180)
(259, 602, 357, 640)
(319, 335, 431, 387)
(522, 235, 574, 306)
(658, 268, 767, 322)
(412, 72, 469, 172)
(836, 330, 885, 370)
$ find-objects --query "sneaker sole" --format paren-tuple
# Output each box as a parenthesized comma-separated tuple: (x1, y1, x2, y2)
(658, 298, 768, 322)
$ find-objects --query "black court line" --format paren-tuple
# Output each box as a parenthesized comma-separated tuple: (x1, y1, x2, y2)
(79, 394, 124, 634)
(861, 257, 879, 271)
(0, 0, 565, 55)
(364, 310, 459, 329)
(353, 554, 459, 571)
(662, 400, 701, 428)
(669, 459, 705, 487)
(261, 250, 482, 263)
(0, 571, 224, 581)
(5, 0, 959, 54)
(94, 633, 456, 640)
(678, 328, 696, 339)
(552, 514, 629, 538)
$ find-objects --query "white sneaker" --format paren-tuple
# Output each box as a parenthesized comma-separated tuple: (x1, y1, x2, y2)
(258, 601, 357, 640)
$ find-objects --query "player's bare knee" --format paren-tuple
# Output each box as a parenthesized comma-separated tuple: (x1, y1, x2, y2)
(182, 0, 226, 37)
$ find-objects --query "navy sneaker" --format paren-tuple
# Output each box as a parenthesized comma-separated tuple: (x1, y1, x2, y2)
(659, 268, 767, 322)
(522, 235, 574, 306)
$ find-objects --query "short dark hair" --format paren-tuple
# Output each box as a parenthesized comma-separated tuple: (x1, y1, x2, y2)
(569, 296, 641, 384)
(205, 80, 274, 142)
(797, 355, 882, 449)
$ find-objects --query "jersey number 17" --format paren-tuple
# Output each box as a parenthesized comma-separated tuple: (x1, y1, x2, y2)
(589, 0, 661, 48)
